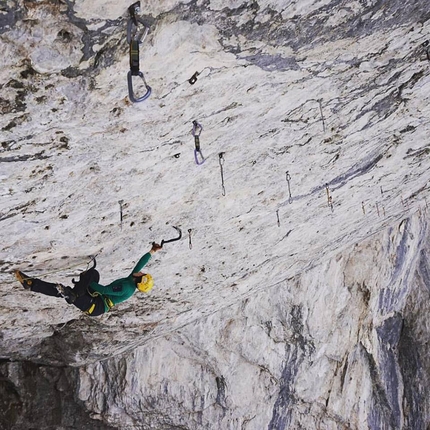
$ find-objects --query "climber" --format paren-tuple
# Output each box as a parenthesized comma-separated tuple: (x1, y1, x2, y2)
(14, 243, 162, 316)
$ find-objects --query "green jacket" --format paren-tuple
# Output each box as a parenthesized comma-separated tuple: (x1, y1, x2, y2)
(89, 252, 152, 312)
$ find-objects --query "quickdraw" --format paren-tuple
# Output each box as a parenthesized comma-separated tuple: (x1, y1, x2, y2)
(318, 99, 326, 132)
(325, 183, 334, 212)
(188, 228, 193, 249)
(219, 152, 226, 196)
(286, 171, 293, 204)
(127, 2, 151, 103)
(192, 120, 205, 165)
(118, 199, 124, 229)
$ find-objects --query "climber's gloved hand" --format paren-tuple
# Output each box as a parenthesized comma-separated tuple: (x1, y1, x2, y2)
(150, 243, 162, 254)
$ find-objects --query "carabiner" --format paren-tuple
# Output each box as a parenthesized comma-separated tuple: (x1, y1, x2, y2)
(192, 120, 203, 137)
(194, 148, 205, 165)
(127, 71, 152, 103)
(192, 120, 205, 165)
(127, 15, 149, 44)
(128, 2, 140, 27)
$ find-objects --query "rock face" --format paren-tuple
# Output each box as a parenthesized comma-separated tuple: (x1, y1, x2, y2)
(1, 0, 430, 429)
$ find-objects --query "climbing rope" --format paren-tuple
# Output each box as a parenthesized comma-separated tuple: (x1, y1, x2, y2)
(192, 120, 205, 165)
(127, 1, 151, 103)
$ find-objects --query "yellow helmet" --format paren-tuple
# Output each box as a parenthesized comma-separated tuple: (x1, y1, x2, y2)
(137, 274, 154, 292)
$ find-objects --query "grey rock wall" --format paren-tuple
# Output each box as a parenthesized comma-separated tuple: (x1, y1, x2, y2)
(3, 212, 428, 429)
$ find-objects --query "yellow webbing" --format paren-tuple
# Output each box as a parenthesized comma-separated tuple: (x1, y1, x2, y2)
(86, 303, 96, 315)
(87, 287, 114, 311)
(104, 297, 114, 310)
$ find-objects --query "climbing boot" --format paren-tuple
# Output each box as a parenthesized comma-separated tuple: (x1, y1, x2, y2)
(14, 270, 33, 290)
(56, 284, 77, 304)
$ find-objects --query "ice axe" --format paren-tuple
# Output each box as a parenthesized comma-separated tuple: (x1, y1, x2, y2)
(156, 226, 182, 248)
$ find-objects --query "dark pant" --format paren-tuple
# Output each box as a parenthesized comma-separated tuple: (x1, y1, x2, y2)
(30, 279, 105, 316)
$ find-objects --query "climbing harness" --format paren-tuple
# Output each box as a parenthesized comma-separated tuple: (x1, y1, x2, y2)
(189, 71, 200, 84)
(85, 290, 113, 315)
(158, 226, 182, 247)
(286, 171, 293, 204)
(219, 152, 226, 196)
(192, 120, 205, 165)
(127, 1, 151, 103)
(86, 283, 114, 314)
